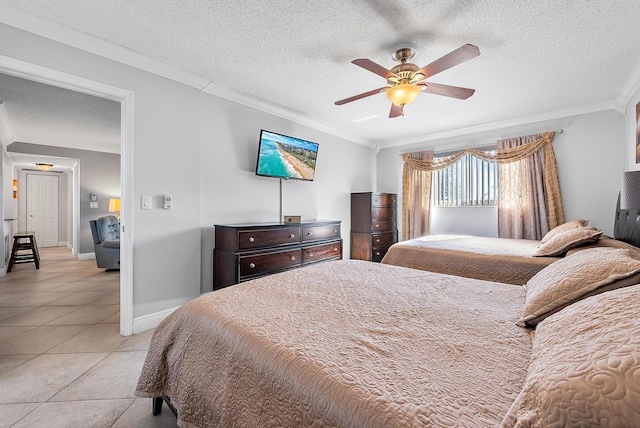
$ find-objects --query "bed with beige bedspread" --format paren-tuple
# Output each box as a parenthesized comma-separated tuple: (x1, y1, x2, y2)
(137, 247, 640, 427)
(380, 235, 559, 285)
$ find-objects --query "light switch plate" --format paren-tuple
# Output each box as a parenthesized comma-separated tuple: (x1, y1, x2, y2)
(141, 195, 152, 210)
(90, 202, 98, 209)
(163, 195, 172, 209)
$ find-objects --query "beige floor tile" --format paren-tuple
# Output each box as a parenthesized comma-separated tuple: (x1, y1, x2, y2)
(0, 291, 73, 307)
(0, 326, 35, 343)
(46, 291, 108, 306)
(116, 328, 154, 352)
(100, 311, 120, 324)
(0, 325, 90, 355)
(47, 323, 127, 353)
(90, 291, 120, 305)
(0, 352, 107, 404)
(10, 399, 134, 428)
(0, 354, 38, 376)
(45, 281, 108, 293)
(45, 304, 119, 325)
(112, 398, 179, 428)
(50, 351, 147, 401)
(0, 403, 40, 428)
(0, 306, 32, 322)
(0, 306, 79, 326)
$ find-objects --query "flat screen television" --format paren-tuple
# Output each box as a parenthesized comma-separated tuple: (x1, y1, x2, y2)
(256, 130, 319, 181)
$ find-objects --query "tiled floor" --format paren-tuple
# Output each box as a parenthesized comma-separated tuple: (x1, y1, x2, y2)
(0, 247, 177, 427)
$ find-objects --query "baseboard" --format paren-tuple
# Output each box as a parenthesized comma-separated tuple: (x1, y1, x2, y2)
(77, 252, 96, 260)
(132, 305, 180, 334)
(57, 241, 69, 247)
(0, 267, 6, 277)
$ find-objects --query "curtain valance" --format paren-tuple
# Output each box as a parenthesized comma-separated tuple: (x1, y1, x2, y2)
(401, 131, 555, 171)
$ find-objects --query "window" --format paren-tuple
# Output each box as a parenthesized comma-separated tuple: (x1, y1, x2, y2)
(432, 153, 498, 207)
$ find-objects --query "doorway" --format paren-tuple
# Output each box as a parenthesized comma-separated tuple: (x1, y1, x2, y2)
(26, 173, 59, 248)
(0, 55, 134, 335)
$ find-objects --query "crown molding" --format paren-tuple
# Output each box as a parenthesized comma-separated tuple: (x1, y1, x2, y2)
(0, 3, 210, 90)
(375, 98, 620, 150)
(202, 82, 372, 147)
(616, 56, 640, 111)
(0, 101, 15, 145)
(11, 135, 120, 154)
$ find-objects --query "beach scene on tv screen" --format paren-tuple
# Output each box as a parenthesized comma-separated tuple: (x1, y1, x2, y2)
(257, 131, 318, 180)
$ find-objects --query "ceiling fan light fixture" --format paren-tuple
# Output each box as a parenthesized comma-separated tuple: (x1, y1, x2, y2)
(386, 83, 421, 106)
(36, 163, 54, 171)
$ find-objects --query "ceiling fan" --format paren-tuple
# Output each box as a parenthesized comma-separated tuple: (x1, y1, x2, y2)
(335, 44, 480, 118)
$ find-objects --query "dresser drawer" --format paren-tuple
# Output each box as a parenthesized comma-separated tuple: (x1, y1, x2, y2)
(371, 232, 396, 247)
(371, 218, 395, 232)
(303, 240, 342, 264)
(372, 193, 396, 206)
(371, 245, 392, 262)
(240, 249, 302, 278)
(238, 227, 300, 250)
(302, 224, 341, 242)
(371, 206, 395, 219)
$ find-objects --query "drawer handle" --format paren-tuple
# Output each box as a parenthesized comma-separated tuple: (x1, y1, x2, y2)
(375, 251, 381, 256)
(333, 229, 337, 233)
(307, 232, 313, 236)
(375, 224, 380, 228)
(308, 252, 314, 257)
(249, 263, 256, 269)
(291, 256, 296, 261)
(290, 234, 296, 239)
(375, 211, 380, 215)
(375, 239, 381, 243)
(334, 247, 338, 252)
(248, 237, 255, 243)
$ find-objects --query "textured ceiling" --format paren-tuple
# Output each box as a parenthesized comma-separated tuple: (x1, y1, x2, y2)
(1, 0, 640, 150)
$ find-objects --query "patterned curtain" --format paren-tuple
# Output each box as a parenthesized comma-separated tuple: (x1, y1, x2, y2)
(401, 132, 563, 240)
(401, 150, 434, 240)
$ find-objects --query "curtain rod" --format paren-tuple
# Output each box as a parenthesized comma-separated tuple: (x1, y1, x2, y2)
(399, 129, 564, 157)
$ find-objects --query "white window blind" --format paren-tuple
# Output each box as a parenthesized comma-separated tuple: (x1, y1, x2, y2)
(432, 154, 498, 207)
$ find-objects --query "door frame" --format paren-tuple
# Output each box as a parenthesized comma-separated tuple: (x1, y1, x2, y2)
(0, 55, 135, 336)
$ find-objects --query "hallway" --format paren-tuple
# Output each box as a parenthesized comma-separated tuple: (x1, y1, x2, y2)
(0, 247, 176, 427)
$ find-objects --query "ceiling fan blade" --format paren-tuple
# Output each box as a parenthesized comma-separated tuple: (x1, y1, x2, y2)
(335, 87, 386, 105)
(352, 59, 397, 80)
(389, 103, 403, 118)
(419, 82, 476, 99)
(413, 44, 480, 81)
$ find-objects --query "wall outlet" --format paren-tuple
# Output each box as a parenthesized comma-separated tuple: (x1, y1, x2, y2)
(163, 195, 172, 209)
(90, 201, 98, 209)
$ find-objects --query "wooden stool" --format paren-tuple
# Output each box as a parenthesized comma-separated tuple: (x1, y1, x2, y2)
(7, 232, 40, 273)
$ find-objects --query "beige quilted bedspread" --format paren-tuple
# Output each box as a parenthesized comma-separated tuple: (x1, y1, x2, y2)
(136, 260, 531, 428)
(381, 235, 560, 285)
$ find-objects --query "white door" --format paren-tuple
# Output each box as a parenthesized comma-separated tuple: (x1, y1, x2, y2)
(27, 174, 59, 248)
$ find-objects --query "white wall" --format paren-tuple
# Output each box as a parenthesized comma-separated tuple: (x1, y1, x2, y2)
(377, 109, 626, 239)
(0, 22, 377, 318)
(199, 95, 376, 293)
(0, 23, 202, 318)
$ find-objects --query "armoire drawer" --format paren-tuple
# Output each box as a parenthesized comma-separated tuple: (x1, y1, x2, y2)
(303, 240, 342, 264)
(239, 248, 302, 278)
(371, 218, 395, 232)
(372, 194, 396, 206)
(371, 245, 392, 262)
(371, 206, 395, 219)
(371, 232, 396, 247)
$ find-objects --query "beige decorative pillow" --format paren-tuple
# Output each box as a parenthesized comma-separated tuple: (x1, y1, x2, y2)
(534, 226, 601, 256)
(539, 219, 588, 244)
(566, 235, 640, 260)
(513, 285, 640, 427)
(520, 247, 640, 327)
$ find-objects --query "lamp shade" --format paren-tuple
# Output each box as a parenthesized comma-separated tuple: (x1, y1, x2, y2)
(108, 198, 121, 213)
(386, 83, 421, 106)
(36, 163, 53, 171)
(620, 171, 640, 210)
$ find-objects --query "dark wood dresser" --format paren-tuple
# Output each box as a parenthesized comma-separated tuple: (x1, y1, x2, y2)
(214, 221, 342, 290)
(350, 192, 398, 262)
